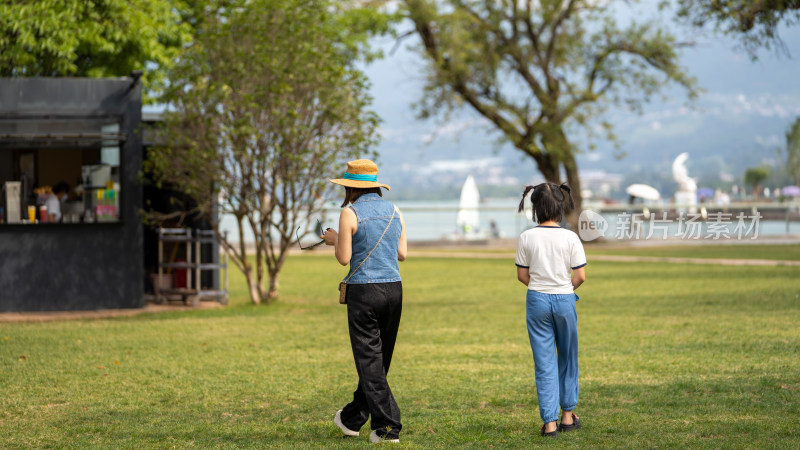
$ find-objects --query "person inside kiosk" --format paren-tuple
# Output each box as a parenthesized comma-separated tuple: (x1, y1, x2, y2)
(44, 181, 69, 223)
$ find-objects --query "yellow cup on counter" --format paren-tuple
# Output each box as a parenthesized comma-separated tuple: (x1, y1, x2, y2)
(27, 205, 36, 223)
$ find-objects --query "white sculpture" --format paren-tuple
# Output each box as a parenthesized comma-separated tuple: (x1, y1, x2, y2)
(672, 152, 697, 213)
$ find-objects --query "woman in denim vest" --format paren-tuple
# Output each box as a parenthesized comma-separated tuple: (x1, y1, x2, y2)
(322, 159, 407, 443)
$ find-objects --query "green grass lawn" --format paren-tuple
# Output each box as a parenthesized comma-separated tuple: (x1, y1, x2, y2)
(585, 243, 800, 261)
(412, 243, 800, 261)
(416, 242, 800, 261)
(2, 249, 799, 448)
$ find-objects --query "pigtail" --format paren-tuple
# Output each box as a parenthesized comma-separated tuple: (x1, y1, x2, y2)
(559, 183, 575, 210)
(518, 185, 535, 212)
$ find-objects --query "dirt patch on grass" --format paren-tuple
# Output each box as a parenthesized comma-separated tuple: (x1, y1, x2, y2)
(0, 301, 224, 323)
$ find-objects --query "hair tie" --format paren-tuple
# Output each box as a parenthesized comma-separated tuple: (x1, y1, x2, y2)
(559, 183, 575, 209)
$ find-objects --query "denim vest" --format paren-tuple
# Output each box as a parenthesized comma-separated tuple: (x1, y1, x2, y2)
(345, 193, 402, 284)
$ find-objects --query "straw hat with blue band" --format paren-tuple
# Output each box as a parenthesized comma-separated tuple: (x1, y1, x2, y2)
(329, 159, 391, 190)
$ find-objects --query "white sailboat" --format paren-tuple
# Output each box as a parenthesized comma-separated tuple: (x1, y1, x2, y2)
(456, 175, 480, 234)
(447, 175, 490, 241)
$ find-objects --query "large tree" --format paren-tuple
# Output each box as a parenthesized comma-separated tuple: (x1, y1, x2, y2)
(672, 0, 800, 56)
(402, 0, 697, 229)
(147, 0, 388, 304)
(0, 0, 193, 99)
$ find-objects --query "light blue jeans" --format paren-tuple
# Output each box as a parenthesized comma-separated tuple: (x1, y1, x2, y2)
(526, 290, 579, 424)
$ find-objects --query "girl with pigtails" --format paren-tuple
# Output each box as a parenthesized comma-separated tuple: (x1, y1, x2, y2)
(515, 182, 587, 437)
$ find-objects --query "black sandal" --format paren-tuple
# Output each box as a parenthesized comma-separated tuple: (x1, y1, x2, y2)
(558, 413, 581, 432)
(540, 424, 559, 437)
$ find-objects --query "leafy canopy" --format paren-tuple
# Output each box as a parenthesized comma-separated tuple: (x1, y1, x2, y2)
(148, 0, 391, 303)
(745, 166, 770, 188)
(0, 0, 192, 100)
(671, 0, 800, 57)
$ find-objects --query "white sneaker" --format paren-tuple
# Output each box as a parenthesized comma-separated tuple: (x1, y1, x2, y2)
(334, 410, 359, 437)
(369, 430, 400, 443)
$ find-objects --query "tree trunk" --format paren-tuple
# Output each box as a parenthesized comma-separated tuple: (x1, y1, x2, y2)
(562, 150, 583, 234)
(245, 270, 261, 305)
(535, 127, 583, 233)
(268, 270, 280, 300)
(532, 153, 560, 184)
(266, 240, 290, 301)
(235, 215, 263, 304)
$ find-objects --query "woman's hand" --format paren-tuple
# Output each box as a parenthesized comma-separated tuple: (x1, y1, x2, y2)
(322, 228, 338, 246)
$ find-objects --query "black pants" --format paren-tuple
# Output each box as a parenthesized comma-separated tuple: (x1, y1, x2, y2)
(340, 281, 403, 439)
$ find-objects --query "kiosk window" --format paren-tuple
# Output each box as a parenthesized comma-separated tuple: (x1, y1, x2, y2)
(0, 119, 124, 225)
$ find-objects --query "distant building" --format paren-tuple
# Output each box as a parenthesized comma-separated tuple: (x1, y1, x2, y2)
(579, 170, 624, 198)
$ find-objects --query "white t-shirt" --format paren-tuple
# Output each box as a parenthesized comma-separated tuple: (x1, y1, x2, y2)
(44, 194, 62, 222)
(515, 226, 587, 294)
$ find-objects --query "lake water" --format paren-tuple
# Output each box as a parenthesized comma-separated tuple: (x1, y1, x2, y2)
(392, 200, 800, 242)
(220, 198, 800, 243)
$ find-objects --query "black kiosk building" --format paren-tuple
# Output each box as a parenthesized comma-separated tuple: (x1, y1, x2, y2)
(0, 77, 144, 311)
